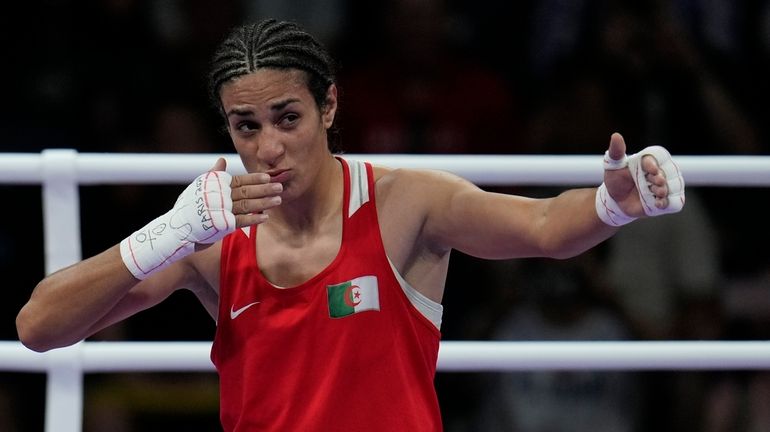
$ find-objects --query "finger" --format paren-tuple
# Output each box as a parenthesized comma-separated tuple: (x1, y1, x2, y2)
(626, 145, 684, 216)
(232, 182, 283, 201)
(235, 212, 270, 228)
(210, 157, 227, 172)
(232, 195, 282, 216)
(231, 172, 270, 189)
(644, 159, 670, 208)
(645, 171, 667, 188)
(607, 132, 627, 162)
(649, 183, 669, 199)
(641, 154, 661, 177)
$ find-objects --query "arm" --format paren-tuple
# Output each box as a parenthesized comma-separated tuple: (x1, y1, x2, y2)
(17, 158, 281, 352)
(16, 246, 202, 352)
(421, 133, 683, 260)
(420, 175, 614, 260)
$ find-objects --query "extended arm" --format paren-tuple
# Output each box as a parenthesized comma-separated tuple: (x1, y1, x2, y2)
(421, 133, 684, 260)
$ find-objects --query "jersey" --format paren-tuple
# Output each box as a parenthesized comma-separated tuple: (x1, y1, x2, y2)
(211, 158, 444, 431)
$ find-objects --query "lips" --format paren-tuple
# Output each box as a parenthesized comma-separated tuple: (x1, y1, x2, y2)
(267, 169, 290, 183)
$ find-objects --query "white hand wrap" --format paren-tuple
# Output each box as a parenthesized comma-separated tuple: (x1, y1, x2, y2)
(595, 146, 686, 227)
(627, 145, 685, 216)
(120, 170, 236, 280)
(595, 182, 637, 226)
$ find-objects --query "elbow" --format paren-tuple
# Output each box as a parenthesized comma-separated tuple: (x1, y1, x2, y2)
(17, 274, 95, 352)
(545, 250, 579, 261)
(16, 307, 53, 352)
(15, 303, 69, 353)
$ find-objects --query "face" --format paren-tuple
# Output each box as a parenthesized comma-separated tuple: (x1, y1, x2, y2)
(219, 68, 337, 199)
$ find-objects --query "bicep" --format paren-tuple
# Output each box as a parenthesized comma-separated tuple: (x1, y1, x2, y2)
(381, 168, 565, 261)
(426, 181, 548, 259)
(424, 175, 611, 260)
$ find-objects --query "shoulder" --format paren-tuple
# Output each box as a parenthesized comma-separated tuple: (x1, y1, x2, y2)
(370, 164, 480, 214)
(370, 164, 481, 246)
(371, 164, 474, 196)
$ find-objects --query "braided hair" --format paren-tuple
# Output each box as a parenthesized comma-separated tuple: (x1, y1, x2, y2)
(208, 19, 336, 115)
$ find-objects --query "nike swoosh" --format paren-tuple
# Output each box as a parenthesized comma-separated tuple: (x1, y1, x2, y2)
(230, 301, 260, 319)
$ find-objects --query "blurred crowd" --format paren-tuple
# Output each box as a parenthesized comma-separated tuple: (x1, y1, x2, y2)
(2, 0, 770, 430)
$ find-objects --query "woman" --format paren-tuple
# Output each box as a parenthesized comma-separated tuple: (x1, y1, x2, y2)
(17, 19, 684, 431)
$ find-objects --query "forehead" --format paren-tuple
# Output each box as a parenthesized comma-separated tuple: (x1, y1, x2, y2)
(219, 69, 311, 110)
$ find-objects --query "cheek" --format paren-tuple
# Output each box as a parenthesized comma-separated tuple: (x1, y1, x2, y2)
(229, 137, 260, 170)
(229, 135, 251, 155)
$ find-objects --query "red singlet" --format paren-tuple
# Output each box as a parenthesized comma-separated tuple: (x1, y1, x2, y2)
(212, 158, 443, 431)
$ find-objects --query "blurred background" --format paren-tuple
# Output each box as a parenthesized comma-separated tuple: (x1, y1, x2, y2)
(2, 0, 770, 430)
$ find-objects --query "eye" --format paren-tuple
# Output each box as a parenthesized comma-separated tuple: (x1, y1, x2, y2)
(278, 113, 299, 128)
(234, 120, 258, 133)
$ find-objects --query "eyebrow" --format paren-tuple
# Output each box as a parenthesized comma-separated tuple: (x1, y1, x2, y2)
(270, 98, 301, 112)
(226, 98, 301, 118)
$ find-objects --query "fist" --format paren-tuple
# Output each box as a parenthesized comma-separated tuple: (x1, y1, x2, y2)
(603, 133, 685, 218)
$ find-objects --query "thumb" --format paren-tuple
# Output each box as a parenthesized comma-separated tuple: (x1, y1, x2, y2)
(607, 132, 627, 162)
(210, 157, 227, 172)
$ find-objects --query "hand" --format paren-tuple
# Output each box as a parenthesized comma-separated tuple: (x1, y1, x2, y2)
(597, 133, 685, 226)
(120, 158, 240, 279)
(224, 159, 283, 228)
(603, 133, 670, 217)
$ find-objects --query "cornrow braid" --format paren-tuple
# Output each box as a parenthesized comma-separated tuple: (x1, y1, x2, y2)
(208, 19, 336, 115)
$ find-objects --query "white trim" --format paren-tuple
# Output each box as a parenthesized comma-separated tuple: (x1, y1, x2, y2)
(388, 258, 443, 330)
(346, 159, 370, 217)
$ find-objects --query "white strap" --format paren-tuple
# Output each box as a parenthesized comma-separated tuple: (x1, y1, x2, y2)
(595, 183, 637, 226)
(603, 150, 628, 170)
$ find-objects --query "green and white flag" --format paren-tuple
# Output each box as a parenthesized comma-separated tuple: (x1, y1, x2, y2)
(327, 276, 380, 318)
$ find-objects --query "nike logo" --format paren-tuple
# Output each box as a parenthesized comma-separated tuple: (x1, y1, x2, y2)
(230, 301, 261, 319)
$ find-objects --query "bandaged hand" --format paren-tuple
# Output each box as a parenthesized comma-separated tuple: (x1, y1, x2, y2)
(595, 133, 685, 227)
(120, 160, 236, 280)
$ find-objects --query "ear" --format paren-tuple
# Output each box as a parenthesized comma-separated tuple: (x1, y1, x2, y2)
(321, 84, 338, 129)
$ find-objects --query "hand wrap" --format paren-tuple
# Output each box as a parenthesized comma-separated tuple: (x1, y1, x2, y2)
(120, 170, 236, 279)
(626, 146, 685, 216)
(595, 146, 686, 227)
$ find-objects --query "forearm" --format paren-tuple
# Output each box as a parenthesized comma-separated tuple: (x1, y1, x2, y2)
(538, 188, 619, 259)
(16, 245, 138, 351)
(16, 163, 248, 352)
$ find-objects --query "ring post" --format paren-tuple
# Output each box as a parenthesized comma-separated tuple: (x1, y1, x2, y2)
(41, 149, 84, 432)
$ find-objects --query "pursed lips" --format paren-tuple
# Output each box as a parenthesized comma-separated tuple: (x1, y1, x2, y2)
(267, 169, 290, 183)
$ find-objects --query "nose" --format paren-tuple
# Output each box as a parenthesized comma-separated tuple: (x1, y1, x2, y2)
(256, 130, 285, 167)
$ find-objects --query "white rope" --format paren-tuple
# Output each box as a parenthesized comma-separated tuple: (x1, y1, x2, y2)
(0, 153, 769, 186)
(2, 341, 770, 372)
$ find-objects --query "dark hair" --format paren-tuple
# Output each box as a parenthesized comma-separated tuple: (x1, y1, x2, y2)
(208, 19, 336, 114)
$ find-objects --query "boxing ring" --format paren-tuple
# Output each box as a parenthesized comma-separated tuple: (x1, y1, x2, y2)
(1, 150, 769, 432)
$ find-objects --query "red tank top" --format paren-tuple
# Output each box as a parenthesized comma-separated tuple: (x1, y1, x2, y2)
(212, 158, 443, 431)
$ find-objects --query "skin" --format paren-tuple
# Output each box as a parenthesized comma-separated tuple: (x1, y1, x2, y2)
(16, 68, 670, 352)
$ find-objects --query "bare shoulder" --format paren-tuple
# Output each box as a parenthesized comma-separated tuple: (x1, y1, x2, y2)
(372, 165, 481, 225)
(372, 165, 480, 254)
(372, 165, 474, 204)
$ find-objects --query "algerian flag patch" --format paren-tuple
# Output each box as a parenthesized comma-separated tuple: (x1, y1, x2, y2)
(327, 276, 380, 318)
